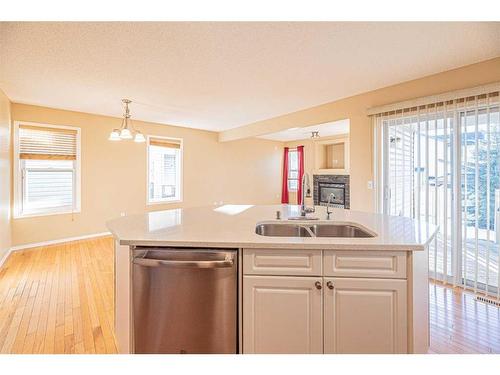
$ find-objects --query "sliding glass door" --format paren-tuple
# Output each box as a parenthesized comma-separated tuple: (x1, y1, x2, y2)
(460, 105, 500, 294)
(377, 92, 500, 297)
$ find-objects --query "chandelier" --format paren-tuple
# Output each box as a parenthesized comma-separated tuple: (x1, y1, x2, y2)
(108, 99, 145, 142)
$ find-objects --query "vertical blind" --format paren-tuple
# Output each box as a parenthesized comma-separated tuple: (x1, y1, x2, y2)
(17, 124, 79, 215)
(373, 87, 500, 298)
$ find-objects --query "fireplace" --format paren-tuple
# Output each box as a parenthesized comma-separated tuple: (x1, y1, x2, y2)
(313, 175, 350, 209)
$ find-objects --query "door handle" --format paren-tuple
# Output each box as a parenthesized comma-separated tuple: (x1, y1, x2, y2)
(133, 256, 234, 269)
(314, 281, 322, 290)
(326, 281, 334, 290)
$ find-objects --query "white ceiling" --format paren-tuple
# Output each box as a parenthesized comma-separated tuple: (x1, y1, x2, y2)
(1, 22, 499, 132)
(259, 119, 349, 142)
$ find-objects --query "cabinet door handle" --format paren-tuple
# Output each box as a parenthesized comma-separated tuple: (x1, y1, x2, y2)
(326, 281, 334, 290)
(314, 281, 322, 290)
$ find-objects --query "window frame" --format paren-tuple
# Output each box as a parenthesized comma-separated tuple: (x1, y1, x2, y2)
(146, 135, 183, 205)
(13, 121, 81, 218)
(287, 148, 299, 192)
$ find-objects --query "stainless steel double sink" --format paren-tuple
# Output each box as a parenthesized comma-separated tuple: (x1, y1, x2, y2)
(255, 222, 375, 238)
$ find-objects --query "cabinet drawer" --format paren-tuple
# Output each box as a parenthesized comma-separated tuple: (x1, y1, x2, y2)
(243, 249, 322, 276)
(323, 251, 406, 278)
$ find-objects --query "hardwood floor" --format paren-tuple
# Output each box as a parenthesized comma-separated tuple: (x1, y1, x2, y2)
(429, 280, 500, 354)
(0, 237, 116, 354)
(0, 237, 499, 354)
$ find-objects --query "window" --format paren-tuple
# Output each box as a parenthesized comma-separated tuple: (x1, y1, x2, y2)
(287, 148, 299, 191)
(147, 136, 182, 204)
(14, 122, 81, 217)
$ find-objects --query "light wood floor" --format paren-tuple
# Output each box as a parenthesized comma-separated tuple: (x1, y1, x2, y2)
(0, 237, 499, 354)
(0, 237, 116, 354)
(429, 280, 500, 354)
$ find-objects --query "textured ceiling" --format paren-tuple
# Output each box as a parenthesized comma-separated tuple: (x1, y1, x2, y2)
(1, 22, 499, 132)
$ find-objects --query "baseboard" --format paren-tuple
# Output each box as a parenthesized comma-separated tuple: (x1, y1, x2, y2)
(0, 247, 13, 269)
(9, 231, 112, 252)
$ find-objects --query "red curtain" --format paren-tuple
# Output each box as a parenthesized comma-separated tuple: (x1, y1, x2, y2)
(281, 147, 289, 204)
(297, 145, 305, 205)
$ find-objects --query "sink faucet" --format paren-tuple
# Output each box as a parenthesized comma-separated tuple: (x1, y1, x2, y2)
(326, 193, 336, 220)
(300, 173, 315, 217)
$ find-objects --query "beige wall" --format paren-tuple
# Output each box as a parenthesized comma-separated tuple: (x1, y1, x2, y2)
(10, 104, 283, 246)
(221, 57, 500, 212)
(0, 89, 11, 261)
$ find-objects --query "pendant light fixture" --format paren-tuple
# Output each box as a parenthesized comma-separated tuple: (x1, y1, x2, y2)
(108, 99, 145, 142)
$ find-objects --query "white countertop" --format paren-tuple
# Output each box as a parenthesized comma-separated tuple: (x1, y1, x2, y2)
(106, 204, 438, 251)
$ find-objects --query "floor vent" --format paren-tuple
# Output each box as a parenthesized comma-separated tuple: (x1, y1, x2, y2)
(475, 295, 500, 307)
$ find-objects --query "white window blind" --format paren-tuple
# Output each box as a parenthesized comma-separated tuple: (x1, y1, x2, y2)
(19, 125, 77, 160)
(373, 88, 500, 298)
(15, 123, 80, 217)
(148, 137, 182, 204)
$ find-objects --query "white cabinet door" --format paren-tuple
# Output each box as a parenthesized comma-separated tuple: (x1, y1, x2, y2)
(324, 277, 407, 354)
(243, 276, 323, 354)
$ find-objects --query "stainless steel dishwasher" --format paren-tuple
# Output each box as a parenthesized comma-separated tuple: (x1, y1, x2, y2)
(132, 247, 238, 354)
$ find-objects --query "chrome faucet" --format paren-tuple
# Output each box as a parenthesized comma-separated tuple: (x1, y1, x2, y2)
(300, 173, 315, 217)
(326, 193, 336, 220)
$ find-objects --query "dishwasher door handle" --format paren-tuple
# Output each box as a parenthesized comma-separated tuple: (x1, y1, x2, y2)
(133, 256, 234, 269)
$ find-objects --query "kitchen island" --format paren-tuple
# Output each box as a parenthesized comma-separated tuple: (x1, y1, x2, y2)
(107, 204, 437, 354)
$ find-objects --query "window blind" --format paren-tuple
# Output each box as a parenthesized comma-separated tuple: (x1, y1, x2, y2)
(373, 89, 500, 298)
(149, 138, 181, 149)
(19, 124, 77, 160)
